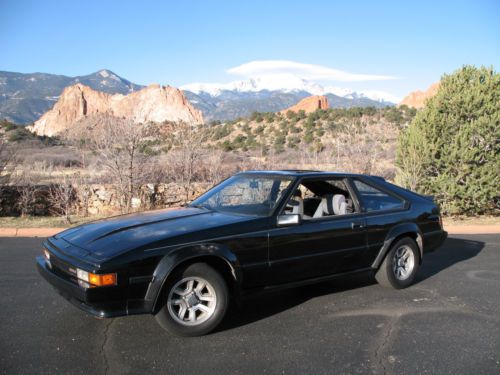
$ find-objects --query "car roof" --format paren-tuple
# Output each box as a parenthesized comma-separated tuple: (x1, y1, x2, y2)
(237, 170, 373, 178)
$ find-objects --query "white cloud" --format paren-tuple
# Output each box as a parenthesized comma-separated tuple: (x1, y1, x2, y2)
(227, 60, 397, 82)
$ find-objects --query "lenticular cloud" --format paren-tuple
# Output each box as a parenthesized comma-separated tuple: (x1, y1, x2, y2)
(227, 60, 397, 82)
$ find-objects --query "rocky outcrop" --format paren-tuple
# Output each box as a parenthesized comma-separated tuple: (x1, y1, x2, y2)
(399, 82, 440, 109)
(281, 95, 329, 114)
(28, 83, 204, 136)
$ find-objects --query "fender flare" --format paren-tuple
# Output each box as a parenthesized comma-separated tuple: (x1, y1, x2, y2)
(371, 222, 423, 269)
(144, 243, 241, 313)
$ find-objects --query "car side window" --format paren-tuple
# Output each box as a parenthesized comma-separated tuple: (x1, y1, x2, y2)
(353, 179, 404, 212)
(283, 178, 357, 219)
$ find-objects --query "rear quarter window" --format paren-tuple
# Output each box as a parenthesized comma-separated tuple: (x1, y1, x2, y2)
(353, 179, 405, 212)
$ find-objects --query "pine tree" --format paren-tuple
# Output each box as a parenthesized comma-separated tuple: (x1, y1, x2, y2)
(396, 65, 499, 215)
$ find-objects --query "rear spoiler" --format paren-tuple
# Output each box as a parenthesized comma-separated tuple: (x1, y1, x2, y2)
(369, 175, 386, 183)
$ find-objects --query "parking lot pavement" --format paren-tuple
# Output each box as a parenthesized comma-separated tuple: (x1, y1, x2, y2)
(0, 235, 499, 374)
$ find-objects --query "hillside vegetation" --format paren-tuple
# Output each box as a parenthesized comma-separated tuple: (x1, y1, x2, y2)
(201, 106, 416, 179)
(0, 105, 414, 217)
(205, 106, 415, 155)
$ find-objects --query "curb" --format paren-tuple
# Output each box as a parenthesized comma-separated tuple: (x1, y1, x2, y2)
(444, 225, 500, 235)
(0, 225, 499, 238)
(0, 228, 66, 237)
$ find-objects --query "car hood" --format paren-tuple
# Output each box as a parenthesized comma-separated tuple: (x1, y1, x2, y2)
(55, 207, 258, 261)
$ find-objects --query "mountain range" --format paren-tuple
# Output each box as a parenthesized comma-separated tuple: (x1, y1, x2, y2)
(0, 70, 141, 124)
(0, 69, 397, 125)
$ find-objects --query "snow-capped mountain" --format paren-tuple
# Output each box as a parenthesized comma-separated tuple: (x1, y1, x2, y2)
(181, 75, 399, 104)
(340, 89, 400, 104)
(182, 74, 324, 96)
(1, 69, 398, 125)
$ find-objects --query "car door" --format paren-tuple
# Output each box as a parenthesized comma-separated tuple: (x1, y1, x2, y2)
(267, 177, 368, 285)
(349, 177, 409, 266)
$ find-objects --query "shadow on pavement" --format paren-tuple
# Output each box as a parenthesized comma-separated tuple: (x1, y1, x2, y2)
(219, 272, 376, 332)
(219, 237, 484, 332)
(416, 236, 484, 282)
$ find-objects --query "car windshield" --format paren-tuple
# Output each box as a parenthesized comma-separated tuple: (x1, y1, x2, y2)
(189, 175, 293, 216)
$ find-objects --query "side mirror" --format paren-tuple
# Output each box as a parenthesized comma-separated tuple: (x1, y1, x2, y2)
(277, 214, 301, 227)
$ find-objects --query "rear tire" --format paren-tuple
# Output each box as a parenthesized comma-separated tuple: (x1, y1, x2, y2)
(155, 263, 229, 336)
(375, 237, 419, 289)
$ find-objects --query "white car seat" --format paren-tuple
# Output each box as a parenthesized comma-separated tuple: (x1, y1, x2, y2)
(313, 194, 347, 218)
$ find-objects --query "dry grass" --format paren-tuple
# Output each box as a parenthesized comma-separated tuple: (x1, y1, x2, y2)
(0, 215, 109, 228)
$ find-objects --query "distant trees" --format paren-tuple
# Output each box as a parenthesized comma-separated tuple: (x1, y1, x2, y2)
(0, 102, 426, 218)
(16, 166, 41, 217)
(47, 173, 76, 224)
(0, 138, 16, 185)
(167, 123, 208, 200)
(396, 65, 499, 215)
(68, 114, 159, 213)
(0, 130, 20, 215)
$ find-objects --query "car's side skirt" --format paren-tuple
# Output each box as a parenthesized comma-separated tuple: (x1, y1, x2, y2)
(242, 267, 374, 296)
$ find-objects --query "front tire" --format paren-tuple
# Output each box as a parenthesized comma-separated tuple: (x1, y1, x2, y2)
(375, 237, 419, 289)
(155, 263, 228, 336)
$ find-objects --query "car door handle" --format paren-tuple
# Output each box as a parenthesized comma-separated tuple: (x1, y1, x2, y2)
(351, 222, 365, 230)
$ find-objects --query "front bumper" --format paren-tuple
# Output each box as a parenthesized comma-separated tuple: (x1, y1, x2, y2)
(36, 256, 128, 318)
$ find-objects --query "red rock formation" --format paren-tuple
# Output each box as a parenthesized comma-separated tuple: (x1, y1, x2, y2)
(28, 83, 204, 136)
(281, 95, 330, 114)
(399, 82, 440, 109)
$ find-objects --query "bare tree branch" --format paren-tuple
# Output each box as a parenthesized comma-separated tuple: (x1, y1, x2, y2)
(66, 114, 159, 213)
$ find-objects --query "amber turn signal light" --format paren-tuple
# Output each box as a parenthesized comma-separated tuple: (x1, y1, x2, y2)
(89, 273, 117, 286)
(76, 268, 117, 287)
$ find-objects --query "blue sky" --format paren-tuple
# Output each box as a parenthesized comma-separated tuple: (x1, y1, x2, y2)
(1, 0, 498, 98)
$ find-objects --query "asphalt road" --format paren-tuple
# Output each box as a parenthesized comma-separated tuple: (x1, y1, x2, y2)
(1, 235, 499, 374)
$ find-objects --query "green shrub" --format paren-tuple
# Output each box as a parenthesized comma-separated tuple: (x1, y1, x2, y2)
(220, 140, 234, 152)
(303, 130, 314, 144)
(396, 65, 499, 215)
(287, 135, 301, 149)
(297, 110, 306, 120)
(254, 125, 265, 135)
(212, 124, 232, 140)
(274, 134, 286, 146)
(1, 120, 18, 131)
(8, 128, 29, 142)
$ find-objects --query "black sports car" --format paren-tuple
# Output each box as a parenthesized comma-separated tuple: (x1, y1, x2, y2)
(37, 171, 447, 336)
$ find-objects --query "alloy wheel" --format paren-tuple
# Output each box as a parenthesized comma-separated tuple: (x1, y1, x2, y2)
(392, 245, 415, 281)
(167, 277, 217, 326)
